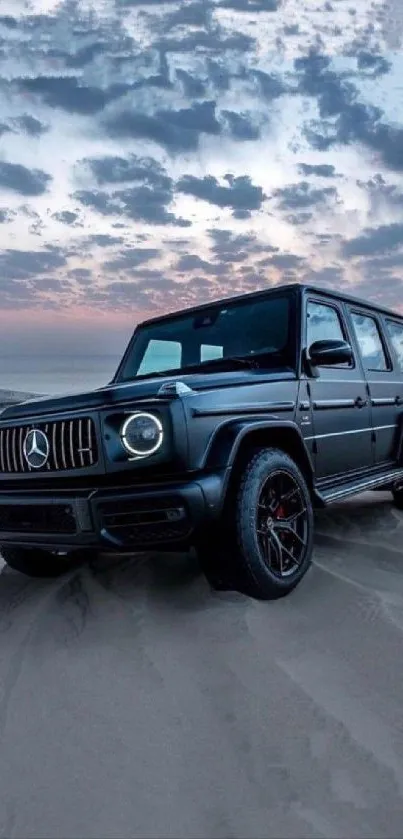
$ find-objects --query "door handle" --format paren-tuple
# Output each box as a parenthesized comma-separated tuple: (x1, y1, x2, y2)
(396, 396, 403, 406)
(355, 396, 367, 408)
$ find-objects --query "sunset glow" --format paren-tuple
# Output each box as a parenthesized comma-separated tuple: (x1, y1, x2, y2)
(0, 0, 402, 360)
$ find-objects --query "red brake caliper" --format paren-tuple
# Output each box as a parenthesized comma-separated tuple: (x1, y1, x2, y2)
(275, 505, 286, 540)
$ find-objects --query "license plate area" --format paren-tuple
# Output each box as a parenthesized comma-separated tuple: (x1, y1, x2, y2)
(0, 502, 77, 534)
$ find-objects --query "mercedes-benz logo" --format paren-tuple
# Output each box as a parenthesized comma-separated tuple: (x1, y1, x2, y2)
(23, 429, 50, 469)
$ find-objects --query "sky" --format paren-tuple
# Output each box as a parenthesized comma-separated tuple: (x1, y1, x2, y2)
(0, 0, 402, 359)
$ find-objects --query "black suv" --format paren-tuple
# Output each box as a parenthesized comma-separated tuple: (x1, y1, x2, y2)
(1, 283, 403, 600)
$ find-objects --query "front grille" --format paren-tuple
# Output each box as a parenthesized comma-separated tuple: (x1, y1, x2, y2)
(0, 503, 77, 533)
(0, 417, 98, 474)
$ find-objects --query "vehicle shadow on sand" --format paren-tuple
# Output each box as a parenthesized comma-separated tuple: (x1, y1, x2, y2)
(1, 492, 403, 638)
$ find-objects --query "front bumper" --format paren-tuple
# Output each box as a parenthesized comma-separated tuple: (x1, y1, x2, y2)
(0, 471, 227, 552)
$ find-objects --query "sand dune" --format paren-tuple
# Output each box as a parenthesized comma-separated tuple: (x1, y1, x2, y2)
(0, 491, 402, 838)
(0, 388, 39, 410)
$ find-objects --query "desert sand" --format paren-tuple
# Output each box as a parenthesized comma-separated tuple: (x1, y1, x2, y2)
(0, 388, 40, 412)
(0, 491, 402, 838)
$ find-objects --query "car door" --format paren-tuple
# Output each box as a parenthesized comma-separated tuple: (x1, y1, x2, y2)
(303, 296, 372, 480)
(348, 308, 397, 467)
(381, 315, 403, 465)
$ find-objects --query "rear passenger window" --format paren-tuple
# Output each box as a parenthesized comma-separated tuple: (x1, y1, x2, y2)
(350, 312, 389, 371)
(385, 320, 403, 371)
(307, 301, 351, 366)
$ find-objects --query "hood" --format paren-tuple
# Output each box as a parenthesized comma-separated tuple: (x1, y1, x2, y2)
(0, 367, 296, 421)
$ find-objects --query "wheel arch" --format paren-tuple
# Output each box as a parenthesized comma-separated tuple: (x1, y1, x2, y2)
(202, 418, 319, 505)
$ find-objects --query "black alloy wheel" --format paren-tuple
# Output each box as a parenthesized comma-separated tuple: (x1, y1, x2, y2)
(234, 448, 314, 599)
(256, 468, 309, 579)
(197, 448, 314, 600)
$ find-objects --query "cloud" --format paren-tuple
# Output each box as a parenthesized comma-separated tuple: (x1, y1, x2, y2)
(76, 155, 193, 225)
(177, 174, 265, 214)
(12, 115, 49, 136)
(209, 228, 272, 262)
(176, 254, 227, 276)
(104, 101, 222, 152)
(304, 266, 346, 288)
(153, 1, 213, 32)
(273, 181, 337, 210)
(251, 70, 288, 100)
(296, 50, 403, 172)
(221, 110, 260, 141)
(83, 154, 171, 189)
(0, 0, 402, 323)
(29, 277, 73, 292)
(206, 59, 232, 91)
(72, 190, 117, 216)
(218, 0, 279, 10)
(349, 276, 403, 309)
(298, 163, 337, 178)
(210, 229, 271, 249)
(357, 174, 403, 213)
(285, 212, 313, 226)
(74, 185, 190, 226)
(95, 275, 187, 312)
(0, 123, 12, 137)
(264, 254, 305, 269)
(17, 76, 128, 115)
(0, 248, 67, 280)
(115, 0, 178, 6)
(103, 248, 160, 272)
(155, 28, 254, 56)
(175, 69, 206, 98)
(68, 268, 92, 284)
(0, 208, 14, 224)
(87, 234, 125, 248)
(364, 253, 403, 275)
(52, 210, 80, 225)
(356, 52, 391, 77)
(0, 15, 18, 28)
(0, 162, 51, 196)
(343, 224, 403, 257)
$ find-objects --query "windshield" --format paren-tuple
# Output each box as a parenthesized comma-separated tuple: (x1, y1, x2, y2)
(115, 292, 295, 382)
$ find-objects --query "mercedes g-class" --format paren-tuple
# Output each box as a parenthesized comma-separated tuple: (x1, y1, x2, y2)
(1, 283, 403, 600)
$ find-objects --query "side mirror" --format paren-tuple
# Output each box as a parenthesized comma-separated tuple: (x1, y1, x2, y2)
(308, 339, 353, 367)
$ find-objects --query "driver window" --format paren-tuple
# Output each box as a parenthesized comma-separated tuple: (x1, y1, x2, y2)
(307, 301, 351, 367)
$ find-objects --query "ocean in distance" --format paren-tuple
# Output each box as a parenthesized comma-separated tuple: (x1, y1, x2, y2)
(0, 355, 120, 396)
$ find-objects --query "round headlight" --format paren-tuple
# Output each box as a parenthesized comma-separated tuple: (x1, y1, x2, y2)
(120, 412, 163, 458)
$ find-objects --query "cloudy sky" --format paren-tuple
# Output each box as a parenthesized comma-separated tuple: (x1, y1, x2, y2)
(0, 0, 402, 358)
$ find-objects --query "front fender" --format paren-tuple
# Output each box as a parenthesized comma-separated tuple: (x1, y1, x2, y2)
(202, 417, 314, 474)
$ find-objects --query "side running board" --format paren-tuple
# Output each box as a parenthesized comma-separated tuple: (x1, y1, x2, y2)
(317, 468, 403, 505)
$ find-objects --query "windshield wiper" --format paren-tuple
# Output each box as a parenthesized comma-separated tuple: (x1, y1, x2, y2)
(119, 354, 270, 384)
(181, 355, 261, 374)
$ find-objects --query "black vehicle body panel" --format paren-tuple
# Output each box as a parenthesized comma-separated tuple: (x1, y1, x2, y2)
(1, 283, 403, 553)
(300, 294, 374, 479)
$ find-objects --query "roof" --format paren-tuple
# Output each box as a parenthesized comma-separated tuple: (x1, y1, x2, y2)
(139, 282, 402, 327)
(300, 283, 402, 320)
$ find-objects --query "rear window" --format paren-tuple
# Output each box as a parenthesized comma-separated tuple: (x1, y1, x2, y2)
(350, 312, 389, 371)
(385, 319, 403, 371)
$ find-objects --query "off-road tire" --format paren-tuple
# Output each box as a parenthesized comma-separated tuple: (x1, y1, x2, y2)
(0, 545, 94, 578)
(392, 487, 403, 510)
(196, 447, 314, 600)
